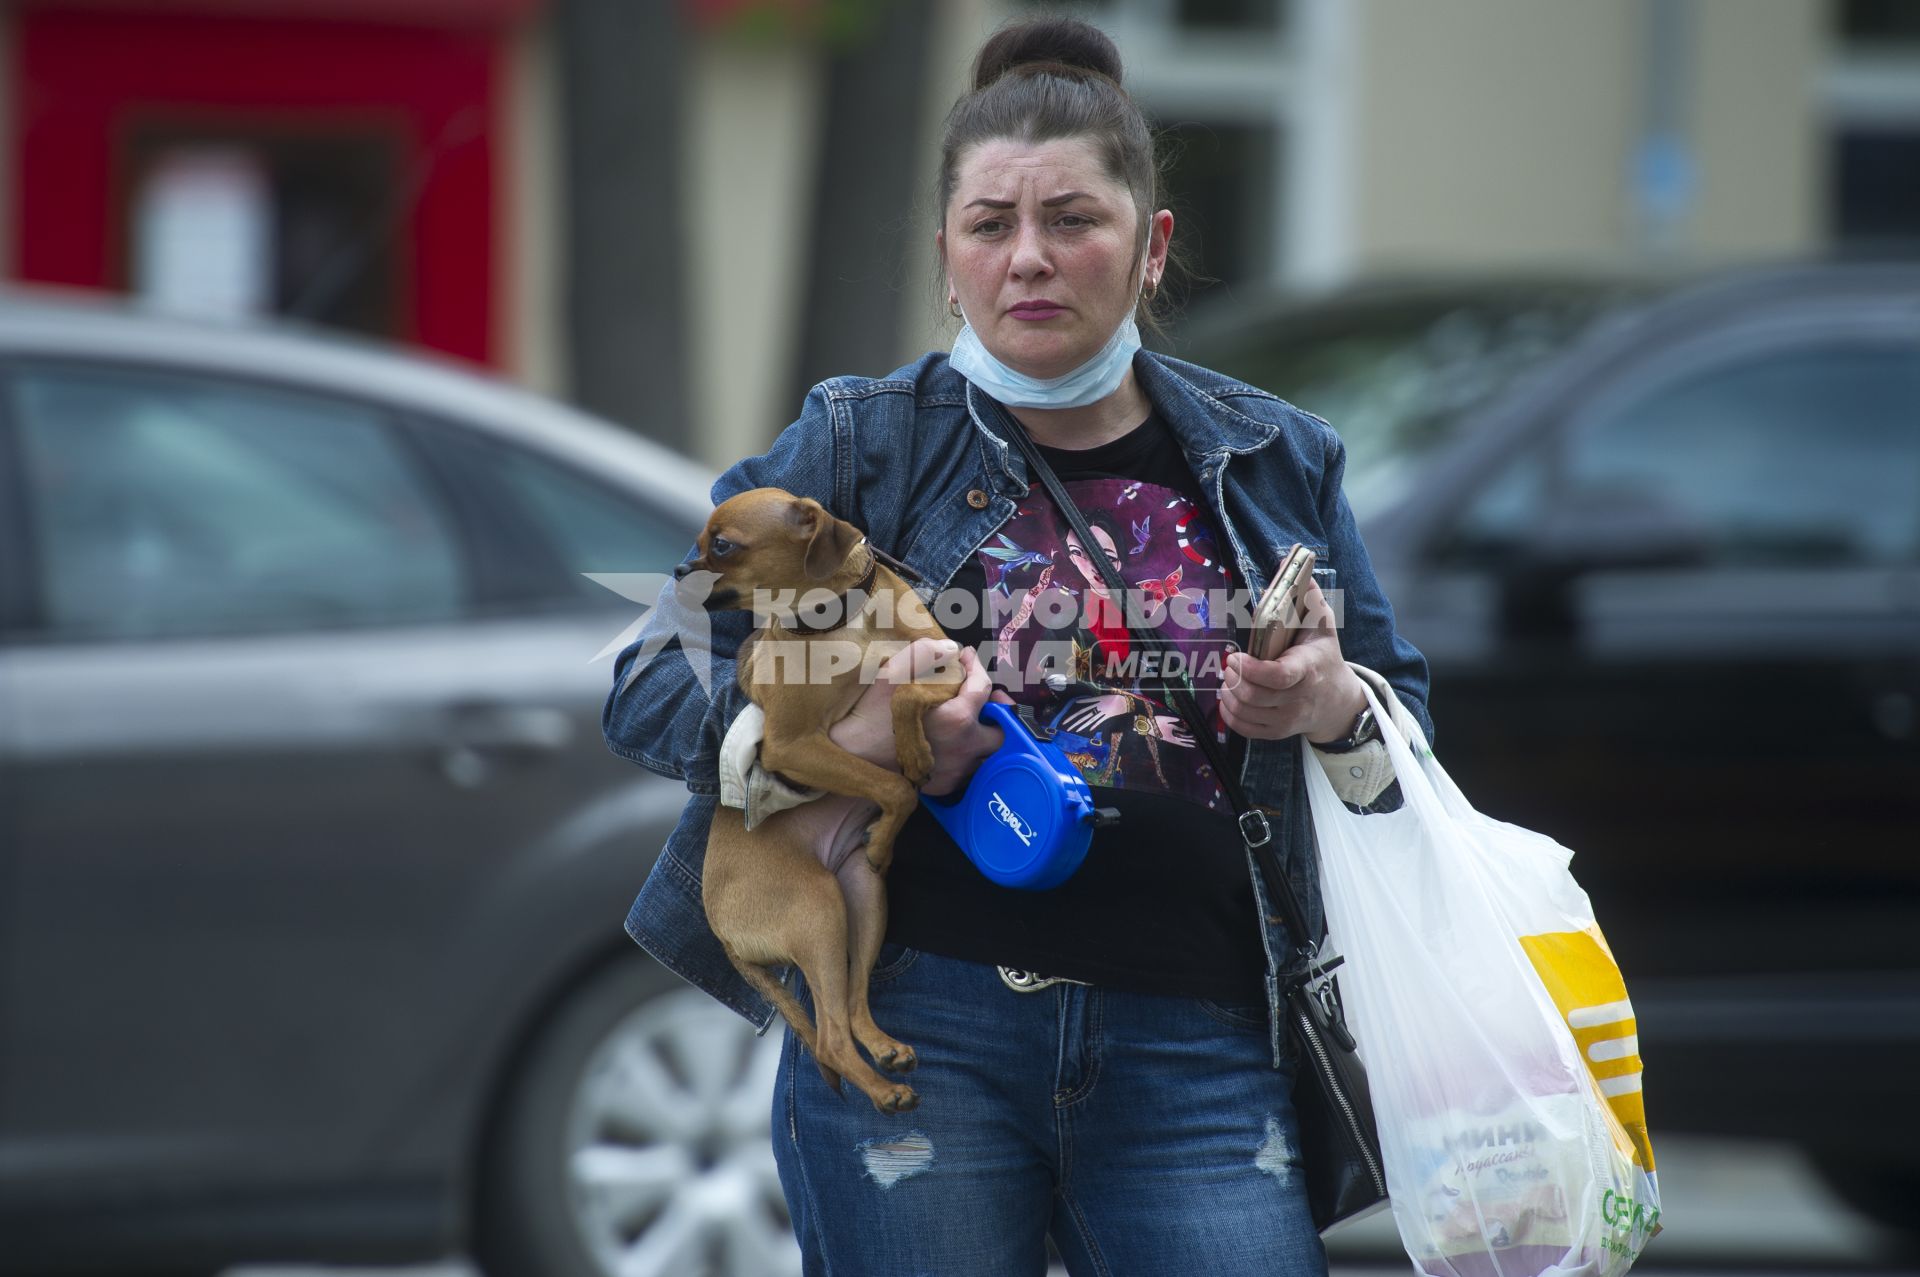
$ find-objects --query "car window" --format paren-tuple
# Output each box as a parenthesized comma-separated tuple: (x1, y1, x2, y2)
(12, 366, 466, 640)
(1564, 346, 1920, 565)
(1177, 289, 1633, 518)
(1451, 344, 1920, 567)
(423, 425, 696, 609)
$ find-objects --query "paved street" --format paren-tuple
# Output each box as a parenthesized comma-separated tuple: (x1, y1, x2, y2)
(225, 1134, 1912, 1277)
(1319, 1133, 1909, 1273)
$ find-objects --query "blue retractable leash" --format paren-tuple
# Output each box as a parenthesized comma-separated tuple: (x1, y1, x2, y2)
(858, 538, 1113, 891)
(919, 701, 1116, 890)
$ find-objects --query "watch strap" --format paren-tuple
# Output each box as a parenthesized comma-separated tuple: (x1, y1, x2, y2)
(1314, 706, 1377, 754)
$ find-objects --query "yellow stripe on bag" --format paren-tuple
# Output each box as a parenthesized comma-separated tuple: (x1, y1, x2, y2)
(1518, 928, 1656, 1172)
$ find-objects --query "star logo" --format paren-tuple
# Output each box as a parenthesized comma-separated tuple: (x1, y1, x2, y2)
(584, 569, 722, 697)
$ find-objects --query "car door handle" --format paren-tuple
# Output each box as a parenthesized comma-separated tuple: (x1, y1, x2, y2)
(433, 703, 575, 788)
(444, 703, 576, 754)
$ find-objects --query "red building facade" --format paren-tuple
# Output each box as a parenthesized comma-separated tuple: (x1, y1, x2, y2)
(10, 0, 536, 367)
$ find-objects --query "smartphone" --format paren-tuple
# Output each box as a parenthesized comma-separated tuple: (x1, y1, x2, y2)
(1248, 544, 1316, 661)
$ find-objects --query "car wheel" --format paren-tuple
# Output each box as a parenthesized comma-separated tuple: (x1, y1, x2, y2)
(475, 952, 800, 1277)
(1813, 1155, 1920, 1255)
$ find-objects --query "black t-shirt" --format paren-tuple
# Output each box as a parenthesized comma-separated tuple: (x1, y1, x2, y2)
(887, 410, 1266, 1002)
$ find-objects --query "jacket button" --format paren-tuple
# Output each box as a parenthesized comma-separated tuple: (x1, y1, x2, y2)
(966, 489, 990, 509)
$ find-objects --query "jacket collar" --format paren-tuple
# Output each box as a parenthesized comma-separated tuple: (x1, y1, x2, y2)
(1133, 352, 1284, 458)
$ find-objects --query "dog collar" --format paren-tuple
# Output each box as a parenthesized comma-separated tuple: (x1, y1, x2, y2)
(781, 541, 879, 635)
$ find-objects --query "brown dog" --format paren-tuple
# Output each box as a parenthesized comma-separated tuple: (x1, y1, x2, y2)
(679, 487, 961, 1113)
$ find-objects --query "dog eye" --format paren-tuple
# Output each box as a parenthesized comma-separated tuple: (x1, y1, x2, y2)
(710, 536, 736, 557)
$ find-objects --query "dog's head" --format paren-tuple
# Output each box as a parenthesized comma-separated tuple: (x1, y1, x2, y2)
(673, 487, 866, 611)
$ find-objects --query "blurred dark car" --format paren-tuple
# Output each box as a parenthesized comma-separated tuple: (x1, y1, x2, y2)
(0, 293, 803, 1276)
(1175, 262, 1920, 1237)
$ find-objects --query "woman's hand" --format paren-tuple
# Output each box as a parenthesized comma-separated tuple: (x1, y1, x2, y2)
(1220, 580, 1367, 742)
(829, 639, 1010, 796)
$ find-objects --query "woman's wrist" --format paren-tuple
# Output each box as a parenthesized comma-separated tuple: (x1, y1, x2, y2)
(1306, 670, 1370, 745)
(829, 713, 899, 770)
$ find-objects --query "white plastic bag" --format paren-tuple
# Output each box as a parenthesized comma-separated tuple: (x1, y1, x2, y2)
(1304, 683, 1661, 1277)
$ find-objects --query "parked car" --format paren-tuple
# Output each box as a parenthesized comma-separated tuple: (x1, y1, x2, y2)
(0, 291, 802, 1276)
(1173, 261, 1920, 1239)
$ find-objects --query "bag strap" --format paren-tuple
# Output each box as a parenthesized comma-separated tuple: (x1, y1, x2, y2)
(988, 398, 1323, 962)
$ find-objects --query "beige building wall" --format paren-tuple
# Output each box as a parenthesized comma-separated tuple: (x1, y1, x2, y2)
(685, 36, 825, 470)
(503, 16, 563, 396)
(1688, 0, 1822, 256)
(896, 0, 1005, 368)
(1347, 0, 1641, 274)
(1345, 0, 1822, 277)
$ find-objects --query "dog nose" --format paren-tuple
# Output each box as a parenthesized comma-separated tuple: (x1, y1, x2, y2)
(673, 562, 693, 580)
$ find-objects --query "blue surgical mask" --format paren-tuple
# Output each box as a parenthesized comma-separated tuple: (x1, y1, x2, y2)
(949, 312, 1141, 410)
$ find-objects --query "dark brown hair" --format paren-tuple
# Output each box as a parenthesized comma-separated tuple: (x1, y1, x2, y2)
(937, 16, 1183, 335)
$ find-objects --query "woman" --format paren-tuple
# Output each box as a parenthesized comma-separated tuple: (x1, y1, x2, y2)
(605, 17, 1431, 1274)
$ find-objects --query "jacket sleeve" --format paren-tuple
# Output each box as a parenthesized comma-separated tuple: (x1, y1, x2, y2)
(1316, 427, 1435, 749)
(602, 384, 845, 793)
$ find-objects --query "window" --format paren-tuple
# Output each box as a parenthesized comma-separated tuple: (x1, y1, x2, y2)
(1447, 446, 1550, 557)
(14, 368, 464, 640)
(1839, 0, 1920, 45)
(1191, 288, 1627, 518)
(1454, 346, 1920, 568)
(1158, 120, 1282, 294)
(1825, 1, 1920, 249)
(1173, 0, 1286, 36)
(1030, 0, 1288, 38)
(423, 425, 695, 610)
(1833, 129, 1920, 245)
(125, 126, 403, 338)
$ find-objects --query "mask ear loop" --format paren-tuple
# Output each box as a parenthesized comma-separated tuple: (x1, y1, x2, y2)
(1135, 215, 1157, 303)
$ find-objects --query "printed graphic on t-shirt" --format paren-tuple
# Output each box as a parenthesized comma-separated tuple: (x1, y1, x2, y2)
(978, 477, 1238, 811)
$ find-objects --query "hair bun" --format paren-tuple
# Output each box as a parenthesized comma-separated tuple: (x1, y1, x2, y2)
(972, 17, 1124, 93)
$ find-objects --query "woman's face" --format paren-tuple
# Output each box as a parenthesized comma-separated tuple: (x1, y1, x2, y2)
(940, 136, 1170, 381)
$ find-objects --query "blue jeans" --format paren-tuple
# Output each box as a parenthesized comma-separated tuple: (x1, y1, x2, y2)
(772, 947, 1329, 1276)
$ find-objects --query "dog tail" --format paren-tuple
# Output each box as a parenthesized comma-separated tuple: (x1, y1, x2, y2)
(727, 955, 844, 1094)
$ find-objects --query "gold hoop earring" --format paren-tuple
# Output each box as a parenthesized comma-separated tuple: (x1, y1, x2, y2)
(1144, 278, 1159, 301)
(948, 298, 962, 320)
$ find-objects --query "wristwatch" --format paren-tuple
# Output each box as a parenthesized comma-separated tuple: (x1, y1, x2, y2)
(1314, 705, 1378, 754)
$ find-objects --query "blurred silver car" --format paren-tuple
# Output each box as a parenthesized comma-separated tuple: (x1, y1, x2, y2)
(0, 292, 799, 1277)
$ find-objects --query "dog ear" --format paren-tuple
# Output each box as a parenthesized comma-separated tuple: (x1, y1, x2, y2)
(796, 500, 862, 582)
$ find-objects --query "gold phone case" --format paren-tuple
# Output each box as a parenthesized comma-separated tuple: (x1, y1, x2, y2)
(1249, 544, 1316, 661)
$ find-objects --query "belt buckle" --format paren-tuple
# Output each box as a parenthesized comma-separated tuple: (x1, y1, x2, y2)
(997, 966, 1090, 993)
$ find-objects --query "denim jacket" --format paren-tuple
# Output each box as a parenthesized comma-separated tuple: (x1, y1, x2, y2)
(604, 349, 1433, 1065)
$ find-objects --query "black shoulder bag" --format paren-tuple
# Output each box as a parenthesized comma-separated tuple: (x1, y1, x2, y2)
(995, 402, 1388, 1232)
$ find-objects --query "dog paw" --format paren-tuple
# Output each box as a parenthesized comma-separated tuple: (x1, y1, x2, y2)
(859, 827, 895, 874)
(874, 1084, 920, 1115)
(874, 1041, 918, 1074)
(897, 742, 935, 789)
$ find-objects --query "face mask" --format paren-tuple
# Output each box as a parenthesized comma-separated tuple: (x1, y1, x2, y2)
(950, 313, 1140, 410)
(949, 236, 1151, 410)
